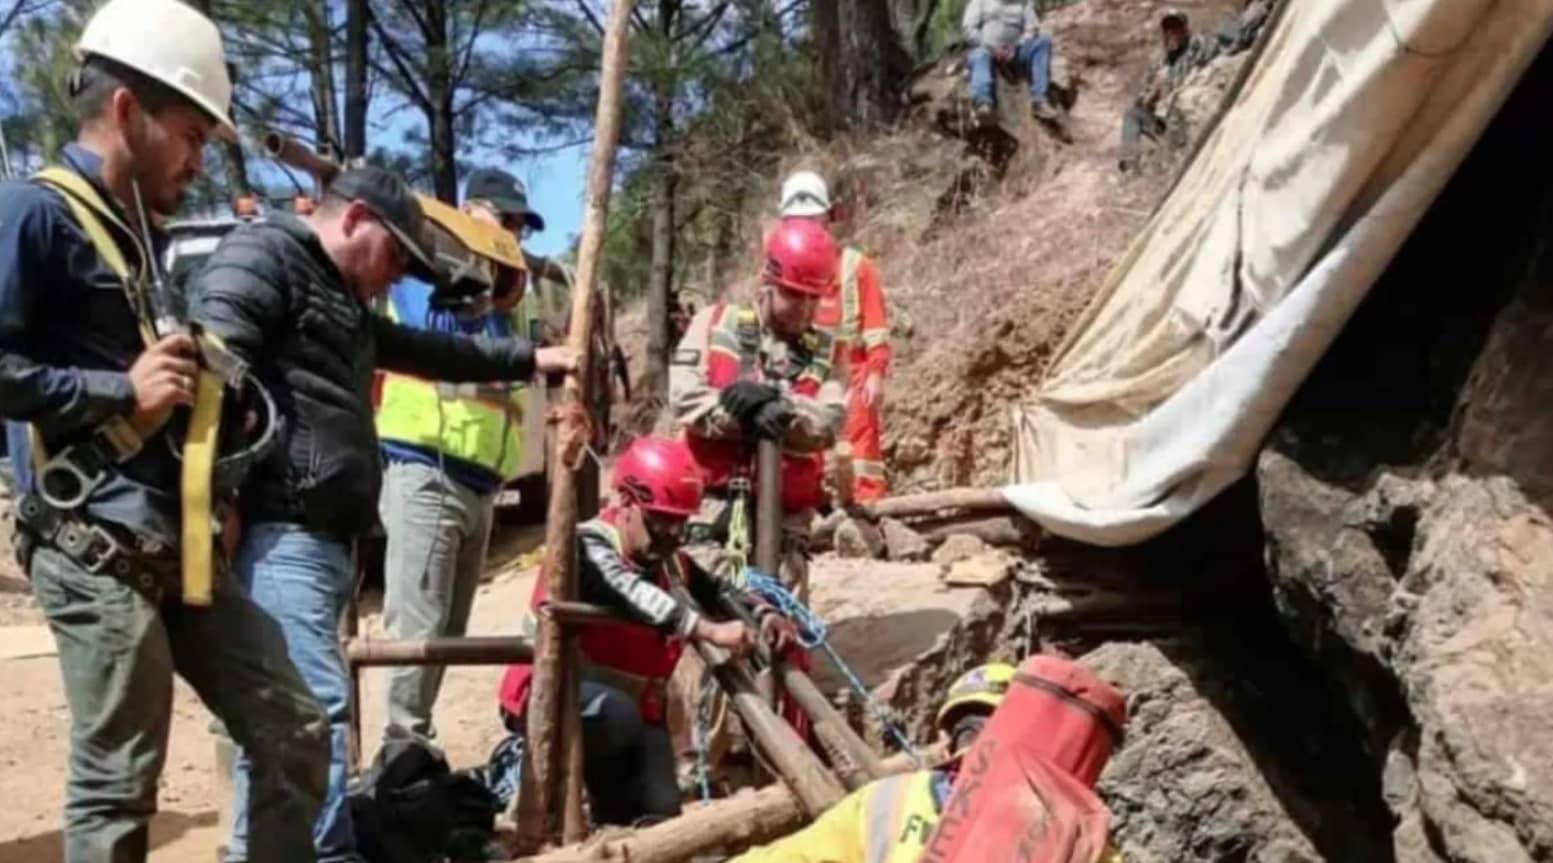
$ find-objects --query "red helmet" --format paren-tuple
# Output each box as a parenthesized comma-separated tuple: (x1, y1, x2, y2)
(613, 436, 704, 517)
(762, 218, 839, 297)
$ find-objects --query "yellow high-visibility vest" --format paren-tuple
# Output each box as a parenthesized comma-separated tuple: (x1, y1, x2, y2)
(374, 289, 535, 482)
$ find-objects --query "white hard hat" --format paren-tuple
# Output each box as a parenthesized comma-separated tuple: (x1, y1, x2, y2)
(76, 0, 237, 142)
(780, 170, 831, 218)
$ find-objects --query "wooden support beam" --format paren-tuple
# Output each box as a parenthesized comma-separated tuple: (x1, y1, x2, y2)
(853, 487, 1014, 521)
(688, 638, 846, 816)
(510, 749, 941, 863)
(518, 0, 637, 849)
(344, 635, 533, 666)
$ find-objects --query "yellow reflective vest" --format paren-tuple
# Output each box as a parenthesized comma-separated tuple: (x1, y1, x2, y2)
(731, 769, 1127, 863)
(375, 285, 537, 482)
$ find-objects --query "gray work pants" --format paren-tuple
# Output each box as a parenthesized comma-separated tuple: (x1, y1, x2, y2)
(378, 459, 496, 742)
(28, 544, 329, 863)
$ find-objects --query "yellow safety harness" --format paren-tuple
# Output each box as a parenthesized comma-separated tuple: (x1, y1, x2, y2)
(28, 166, 229, 605)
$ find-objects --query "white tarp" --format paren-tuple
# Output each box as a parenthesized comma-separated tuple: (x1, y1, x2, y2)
(1001, 0, 1553, 546)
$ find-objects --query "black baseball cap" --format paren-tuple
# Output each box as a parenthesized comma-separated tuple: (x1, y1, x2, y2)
(464, 168, 546, 233)
(327, 166, 439, 282)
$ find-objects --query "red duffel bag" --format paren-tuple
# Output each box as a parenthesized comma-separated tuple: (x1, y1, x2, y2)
(921, 654, 1127, 863)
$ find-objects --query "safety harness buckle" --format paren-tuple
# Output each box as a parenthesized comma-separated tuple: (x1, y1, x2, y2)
(38, 447, 107, 511)
(55, 520, 123, 574)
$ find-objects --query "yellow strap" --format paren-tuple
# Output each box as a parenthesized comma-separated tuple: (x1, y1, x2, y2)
(32, 167, 221, 606)
(31, 168, 155, 345)
(179, 370, 224, 606)
(27, 167, 160, 464)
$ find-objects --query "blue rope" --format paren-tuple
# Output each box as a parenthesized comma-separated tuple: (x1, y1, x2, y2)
(742, 567, 923, 766)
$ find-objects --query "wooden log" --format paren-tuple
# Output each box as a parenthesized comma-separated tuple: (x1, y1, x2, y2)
(711, 592, 884, 792)
(778, 665, 886, 790)
(511, 749, 938, 863)
(519, 0, 636, 849)
(689, 638, 846, 816)
(345, 635, 533, 666)
(854, 487, 1014, 521)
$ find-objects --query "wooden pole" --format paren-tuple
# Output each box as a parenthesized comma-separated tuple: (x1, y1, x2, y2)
(511, 748, 941, 863)
(519, 0, 637, 849)
(344, 635, 534, 666)
(689, 639, 846, 815)
(854, 487, 1014, 521)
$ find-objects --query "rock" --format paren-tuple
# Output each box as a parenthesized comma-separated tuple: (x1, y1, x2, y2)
(880, 518, 930, 562)
(1253, 65, 1553, 861)
(876, 589, 1009, 744)
(833, 517, 885, 560)
(932, 532, 987, 565)
(1081, 643, 1322, 863)
(942, 552, 1012, 587)
(1263, 460, 1553, 862)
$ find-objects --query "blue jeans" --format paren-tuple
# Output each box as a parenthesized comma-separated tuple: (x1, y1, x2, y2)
(968, 35, 1053, 107)
(227, 523, 362, 863)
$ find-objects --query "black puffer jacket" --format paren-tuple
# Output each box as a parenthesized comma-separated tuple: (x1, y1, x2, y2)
(187, 214, 535, 538)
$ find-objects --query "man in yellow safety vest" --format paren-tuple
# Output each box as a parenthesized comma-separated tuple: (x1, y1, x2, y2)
(733, 659, 1127, 863)
(375, 167, 547, 744)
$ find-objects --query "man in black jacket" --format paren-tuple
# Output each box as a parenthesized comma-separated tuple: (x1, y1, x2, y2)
(187, 166, 574, 863)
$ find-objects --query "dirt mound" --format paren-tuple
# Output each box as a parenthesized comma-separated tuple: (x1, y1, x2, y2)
(877, 0, 1252, 491)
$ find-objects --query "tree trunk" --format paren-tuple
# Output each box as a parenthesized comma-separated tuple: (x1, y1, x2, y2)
(811, 0, 841, 133)
(838, 0, 912, 127)
(343, 0, 369, 160)
(305, 1, 341, 156)
(643, 0, 681, 404)
(424, 0, 458, 201)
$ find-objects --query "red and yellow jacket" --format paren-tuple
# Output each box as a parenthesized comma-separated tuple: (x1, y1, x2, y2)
(815, 247, 891, 385)
(668, 303, 846, 511)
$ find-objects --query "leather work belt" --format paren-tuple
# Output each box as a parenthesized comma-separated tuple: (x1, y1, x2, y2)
(13, 494, 181, 603)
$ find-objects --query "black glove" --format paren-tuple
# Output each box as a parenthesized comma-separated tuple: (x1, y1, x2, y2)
(719, 381, 781, 424)
(750, 399, 794, 441)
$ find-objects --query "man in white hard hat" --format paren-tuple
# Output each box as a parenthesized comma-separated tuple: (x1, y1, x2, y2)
(0, 1, 330, 860)
(781, 170, 893, 502)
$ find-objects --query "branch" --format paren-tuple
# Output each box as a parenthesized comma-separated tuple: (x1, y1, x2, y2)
(452, 0, 492, 87)
(674, 0, 729, 45)
(369, 7, 433, 110)
(387, 0, 431, 41)
(573, 0, 604, 34)
(0, 0, 49, 41)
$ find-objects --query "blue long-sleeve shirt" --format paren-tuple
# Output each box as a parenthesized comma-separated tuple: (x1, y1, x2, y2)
(379, 278, 522, 494)
(0, 144, 181, 545)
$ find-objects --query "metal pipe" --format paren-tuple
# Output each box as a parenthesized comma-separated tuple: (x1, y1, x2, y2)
(756, 440, 782, 577)
(345, 635, 535, 667)
(262, 131, 341, 193)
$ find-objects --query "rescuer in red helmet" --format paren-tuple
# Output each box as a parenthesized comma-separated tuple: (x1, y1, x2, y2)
(497, 435, 795, 827)
(668, 217, 847, 593)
